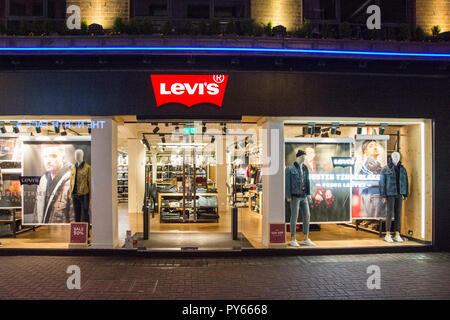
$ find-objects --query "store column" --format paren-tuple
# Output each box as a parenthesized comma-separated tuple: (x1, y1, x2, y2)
(128, 139, 146, 214)
(91, 118, 119, 249)
(260, 118, 285, 247)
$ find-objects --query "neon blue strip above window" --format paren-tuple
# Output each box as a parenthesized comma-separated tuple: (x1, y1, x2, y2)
(0, 46, 448, 58)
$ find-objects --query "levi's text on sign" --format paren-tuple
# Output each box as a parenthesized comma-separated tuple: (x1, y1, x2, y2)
(151, 75, 228, 107)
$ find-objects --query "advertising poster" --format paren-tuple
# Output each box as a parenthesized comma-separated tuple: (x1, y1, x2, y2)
(285, 138, 352, 224)
(21, 137, 91, 225)
(352, 135, 389, 219)
(0, 136, 21, 161)
(0, 135, 23, 208)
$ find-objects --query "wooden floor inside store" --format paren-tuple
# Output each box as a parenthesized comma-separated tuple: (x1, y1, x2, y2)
(0, 203, 425, 250)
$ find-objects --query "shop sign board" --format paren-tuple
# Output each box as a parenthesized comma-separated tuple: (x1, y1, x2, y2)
(269, 224, 286, 243)
(150, 75, 228, 107)
(70, 222, 88, 244)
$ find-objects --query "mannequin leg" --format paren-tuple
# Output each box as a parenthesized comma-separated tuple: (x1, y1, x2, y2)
(299, 198, 310, 239)
(385, 196, 395, 242)
(73, 195, 82, 222)
(290, 197, 300, 242)
(393, 196, 403, 242)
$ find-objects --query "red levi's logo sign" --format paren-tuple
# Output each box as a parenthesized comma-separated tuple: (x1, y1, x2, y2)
(151, 74, 228, 107)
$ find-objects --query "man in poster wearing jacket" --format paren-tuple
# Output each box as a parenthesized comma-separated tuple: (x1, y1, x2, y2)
(33, 145, 74, 224)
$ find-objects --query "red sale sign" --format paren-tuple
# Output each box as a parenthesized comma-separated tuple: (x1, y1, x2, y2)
(150, 74, 228, 107)
(70, 222, 88, 244)
(270, 224, 286, 243)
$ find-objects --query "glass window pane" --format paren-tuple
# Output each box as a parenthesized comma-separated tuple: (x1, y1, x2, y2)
(48, 0, 67, 19)
(132, 0, 168, 17)
(10, 0, 44, 17)
(187, 5, 209, 19)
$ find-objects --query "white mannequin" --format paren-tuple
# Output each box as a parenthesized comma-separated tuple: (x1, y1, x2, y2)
(391, 151, 400, 166)
(287, 154, 313, 243)
(383, 151, 405, 242)
(75, 149, 84, 165)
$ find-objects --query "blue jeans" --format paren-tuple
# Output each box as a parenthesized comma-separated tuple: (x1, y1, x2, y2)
(290, 196, 310, 238)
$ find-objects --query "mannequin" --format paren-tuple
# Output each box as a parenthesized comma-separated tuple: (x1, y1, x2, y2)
(285, 149, 315, 247)
(69, 149, 92, 226)
(380, 151, 408, 243)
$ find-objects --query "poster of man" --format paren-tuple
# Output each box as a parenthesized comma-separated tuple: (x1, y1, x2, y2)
(285, 139, 352, 223)
(22, 139, 91, 225)
(352, 136, 388, 219)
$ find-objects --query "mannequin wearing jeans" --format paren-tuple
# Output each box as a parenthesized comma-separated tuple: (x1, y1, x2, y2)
(285, 149, 315, 247)
(380, 152, 408, 243)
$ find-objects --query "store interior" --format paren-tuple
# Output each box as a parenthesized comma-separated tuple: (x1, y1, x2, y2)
(0, 117, 432, 250)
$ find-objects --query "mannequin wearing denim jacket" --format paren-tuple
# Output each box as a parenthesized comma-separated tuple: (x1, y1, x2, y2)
(380, 152, 408, 243)
(285, 149, 315, 247)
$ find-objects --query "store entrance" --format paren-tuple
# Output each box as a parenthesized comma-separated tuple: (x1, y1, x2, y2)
(118, 120, 262, 250)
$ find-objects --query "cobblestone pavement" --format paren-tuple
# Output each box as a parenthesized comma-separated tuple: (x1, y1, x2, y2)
(0, 252, 449, 300)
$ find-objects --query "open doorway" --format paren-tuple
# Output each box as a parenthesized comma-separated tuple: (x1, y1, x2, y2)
(117, 119, 263, 250)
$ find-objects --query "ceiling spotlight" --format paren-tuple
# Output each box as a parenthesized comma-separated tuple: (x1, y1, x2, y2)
(307, 122, 315, 135)
(331, 122, 339, 135)
(0, 122, 6, 134)
(88, 127, 91, 134)
(153, 126, 160, 134)
(321, 132, 329, 138)
(357, 123, 365, 135)
(54, 124, 60, 134)
(222, 124, 227, 135)
(161, 134, 166, 143)
(35, 126, 41, 134)
(60, 130, 67, 136)
(202, 123, 207, 134)
(174, 126, 180, 133)
(12, 122, 19, 133)
(379, 123, 388, 135)
(211, 136, 215, 143)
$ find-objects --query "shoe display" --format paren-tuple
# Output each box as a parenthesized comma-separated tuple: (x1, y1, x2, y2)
(394, 233, 404, 242)
(384, 234, 394, 243)
(301, 239, 316, 246)
(289, 240, 300, 247)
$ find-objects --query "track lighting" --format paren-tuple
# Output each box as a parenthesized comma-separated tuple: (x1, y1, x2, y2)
(153, 126, 160, 134)
(379, 123, 388, 135)
(307, 122, 315, 135)
(222, 124, 227, 134)
(54, 124, 60, 134)
(60, 124, 67, 136)
(35, 125, 41, 134)
(357, 123, 365, 135)
(211, 136, 215, 143)
(161, 134, 166, 143)
(0, 122, 6, 134)
(331, 122, 339, 135)
(202, 123, 207, 134)
(12, 122, 19, 133)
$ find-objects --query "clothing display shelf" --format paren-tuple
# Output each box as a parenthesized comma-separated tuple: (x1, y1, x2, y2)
(117, 164, 128, 203)
(249, 190, 262, 214)
(158, 192, 219, 223)
(0, 159, 26, 237)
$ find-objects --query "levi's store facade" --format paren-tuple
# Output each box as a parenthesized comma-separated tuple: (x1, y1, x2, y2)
(0, 71, 445, 252)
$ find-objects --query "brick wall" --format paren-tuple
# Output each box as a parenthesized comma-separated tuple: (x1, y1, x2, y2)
(416, 0, 450, 34)
(67, 0, 129, 29)
(251, 0, 302, 31)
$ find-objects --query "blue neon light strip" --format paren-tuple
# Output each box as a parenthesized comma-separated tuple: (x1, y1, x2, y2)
(0, 46, 448, 58)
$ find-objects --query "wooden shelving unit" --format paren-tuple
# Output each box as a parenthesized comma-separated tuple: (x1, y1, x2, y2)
(117, 154, 128, 203)
(249, 190, 262, 214)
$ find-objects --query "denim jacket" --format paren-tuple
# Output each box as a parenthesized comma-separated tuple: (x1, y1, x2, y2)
(285, 162, 311, 199)
(379, 164, 408, 197)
